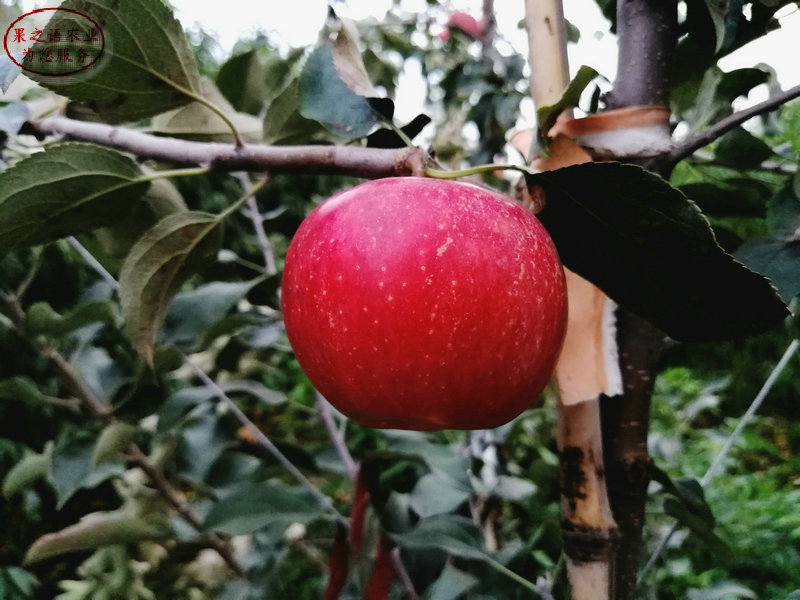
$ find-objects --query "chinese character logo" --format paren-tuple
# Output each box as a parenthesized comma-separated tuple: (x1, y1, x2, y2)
(4, 8, 106, 77)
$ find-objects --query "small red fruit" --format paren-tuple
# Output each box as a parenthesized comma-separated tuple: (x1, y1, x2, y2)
(281, 177, 567, 430)
(447, 12, 486, 39)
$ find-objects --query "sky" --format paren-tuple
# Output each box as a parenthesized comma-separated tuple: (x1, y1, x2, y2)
(7, 0, 800, 123)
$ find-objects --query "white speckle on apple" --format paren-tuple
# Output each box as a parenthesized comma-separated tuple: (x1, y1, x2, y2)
(437, 237, 454, 256)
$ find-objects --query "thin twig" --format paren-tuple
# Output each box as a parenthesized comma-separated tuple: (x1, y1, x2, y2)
(0, 290, 246, 577)
(637, 338, 800, 585)
(29, 116, 429, 178)
(316, 392, 358, 481)
(183, 355, 349, 527)
(668, 84, 800, 165)
(128, 446, 246, 578)
(233, 172, 278, 277)
(391, 548, 421, 600)
(67, 237, 119, 289)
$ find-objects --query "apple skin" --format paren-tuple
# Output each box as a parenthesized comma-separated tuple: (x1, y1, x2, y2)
(281, 177, 567, 430)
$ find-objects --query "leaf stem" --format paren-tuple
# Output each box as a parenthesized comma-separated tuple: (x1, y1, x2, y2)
(637, 337, 800, 585)
(424, 163, 533, 179)
(486, 557, 540, 594)
(114, 54, 245, 148)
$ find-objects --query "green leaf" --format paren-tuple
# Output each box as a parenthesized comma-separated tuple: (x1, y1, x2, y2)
(678, 180, 768, 219)
(0, 143, 147, 255)
(118, 211, 223, 366)
(263, 77, 329, 145)
(48, 434, 124, 509)
(162, 279, 262, 351)
(409, 473, 470, 518)
(93, 176, 187, 259)
(537, 65, 598, 149)
(786, 591, 800, 600)
(393, 514, 488, 561)
(530, 162, 789, 341)
(150, 79, 263, 143)
(0, 566, 36, 600)
(92, 422, 137, 464)
(29, 0, 201, 123)
(23, 507, 170, 565)
(663, 497, 733, 560)
(703, 0, 732, 53)
(25, 300, 117, 338)
(714, 127, 773, 170)
(2, 447, 51, 498)
(734, 238, 800, 302)
(216, 50, 269, 115)
(0, 377, 50, 406)
(424, 563, 480, 600)
(176, 406, 238, 482)
(202, 480, 321, 535)
(298, 43, 382, 138)
(767, 185, 800, 241)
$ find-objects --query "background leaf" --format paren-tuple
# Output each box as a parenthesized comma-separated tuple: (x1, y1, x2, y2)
(0, 143, 147, 255)
(530, 162, 789, 340)
(202, 480, 321, 535)
(299, 43, 384, 138)
(118, 211, 223, 365)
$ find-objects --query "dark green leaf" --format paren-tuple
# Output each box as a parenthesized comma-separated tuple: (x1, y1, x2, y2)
(202, 480, 321, 535)
(177, 406, 238, 482)
(118, 211, 223, 366)
(678, 181, 767, 219)
(0, 377, 50, 406)
(424, 563, 480, 600)
(48, 434, 124, 509)
(298, 43, 381, 138)
(25, 300, 117, 338)
(162, 279, 262, 351)
(393, 514, 488, 561)
(216, 50, 269, 115)
(734, 238, 800, 302)
(704, 0, 732, 52)
(530, 162, 789, 340)
(650, 467, 716, 523)
(0, 143, 147, 254)
(219, 380, 286, 407)
(2, 448, 50, 498)
(714, 127, 773, 169)
(0, 566, 36, 600)
(263, 78, 329, 145)
(29, 0, 200, 123)
(664, 497, 733, 560)
(409, 472, 470, 518)
(150, 79, 263, 143)
(767, 185, 800, 241)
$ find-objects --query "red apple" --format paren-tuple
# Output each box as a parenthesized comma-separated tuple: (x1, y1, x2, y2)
(447, 12, 486, 40)
(281, 177, 567, 430)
